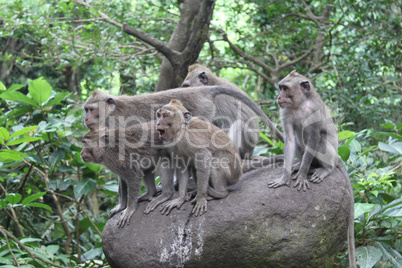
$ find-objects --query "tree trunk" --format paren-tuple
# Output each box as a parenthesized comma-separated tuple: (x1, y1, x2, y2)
(155, 0, 202, 91)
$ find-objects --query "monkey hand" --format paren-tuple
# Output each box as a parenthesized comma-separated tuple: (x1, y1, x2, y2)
(160, 198, 185, 216)
(109, 204, 125, 219)
(292, 173, 311, 191)
(191, 195, 208, 216)
(117, 209, 135, 228)
(267, 175, 290, 188)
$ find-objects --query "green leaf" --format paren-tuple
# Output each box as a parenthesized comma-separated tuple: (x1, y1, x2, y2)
(49, 149, 66, 166)
(0, 149, 28, 161)
(375, 242, 402, 267)
(356, 246, 382, 268)
(82, 247, 102, 261)
(0, 199, 7, 208)
(103, 181, 119, 193)
(354, 203, 377, 219)
(338, 130, 355, 140)
(74, 178, 97, 198)
(380, 122, 395, 130)
(20, 238, 42, 244)
(8, 84, 26, 91)
(0, 81, 6, 91)
(0, 128, 9, 141)
(371, 132, 402, 141)
(9, 126, 38, 139)
(252, 146, 269, 156)
(379, 142, 402, 155)
(0, 90, 37, 106)
(46, 245, 59, 255)
(259, 132, 275, 146)
(22, 192, 47, 206)
(7, 137, 42, 146)
(28, 77, 53, 104)
(349, 139, 361, 153)
(25, 202, 52, 211)
(338, 145, 350, 161)
(6, 193, 22, 205)
(44, 92, 70, 107)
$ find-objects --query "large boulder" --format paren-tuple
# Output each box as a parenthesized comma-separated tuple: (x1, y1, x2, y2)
(102, 166, 352, 268)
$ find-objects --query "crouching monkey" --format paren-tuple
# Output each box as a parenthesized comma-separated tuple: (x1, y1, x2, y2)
(81, 122, 172, 227)
(152, 99, 242, 216)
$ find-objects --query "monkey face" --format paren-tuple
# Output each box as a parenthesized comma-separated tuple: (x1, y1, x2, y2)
(277, 85, 293, 108)
(84, 96, 117, 129)
(84, 103, 100, 129)
(155, 108, 175, 141)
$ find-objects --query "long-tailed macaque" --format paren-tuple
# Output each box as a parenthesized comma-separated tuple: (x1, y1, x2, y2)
(152, 99, 242, 216)
(267, 71, 356, 268)
(80, 122, 173, 227)
(83, 86, 284, 150)
(181, 64, 263, 159)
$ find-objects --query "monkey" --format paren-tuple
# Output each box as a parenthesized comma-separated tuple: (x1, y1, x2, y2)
(267, 70, 356, 268)
(80, 122, 174, 227)
(83, 86, 284, 151)
(181, 64, 263, 159)
(152, 99, 243, 216)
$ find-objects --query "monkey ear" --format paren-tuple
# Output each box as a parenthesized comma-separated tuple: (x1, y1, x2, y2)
(199, 72, 209, 85)
(106, 97, 117, 111)
(183, 111, 192, 125)
(300, 81, 311, 92)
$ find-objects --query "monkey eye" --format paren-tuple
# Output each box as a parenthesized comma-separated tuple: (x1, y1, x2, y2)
(163, 114, 168, 118)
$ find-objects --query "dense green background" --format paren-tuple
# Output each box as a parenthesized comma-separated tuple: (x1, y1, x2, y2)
(0, 0, 400, 267)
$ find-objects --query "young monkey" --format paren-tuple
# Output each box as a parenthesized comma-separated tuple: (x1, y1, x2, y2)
(154, 99, 243, 216)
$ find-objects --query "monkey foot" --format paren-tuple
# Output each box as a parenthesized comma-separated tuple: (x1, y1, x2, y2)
(191, 196, 208, 216)
(109, 205, 126, 219)
(160, 198, 185, 216)
(138, 192, 154, 203)
(117, 209, 135, 228)
(310, 168, 330, 183)
(293, 177, 310, 191)
(144, 194, 171, 214)
(267, 177, 290, 188)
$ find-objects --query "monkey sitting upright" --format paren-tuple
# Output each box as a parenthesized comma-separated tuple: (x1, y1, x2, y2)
(81, 122, 173, 228)
(267, 70, 356, 268)
(154, 99, 242, 216)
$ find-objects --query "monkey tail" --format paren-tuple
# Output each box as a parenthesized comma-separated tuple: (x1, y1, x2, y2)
(207, 186, 229, 199)
(207, 86, 285, 143)
(338, 159, 357, 268)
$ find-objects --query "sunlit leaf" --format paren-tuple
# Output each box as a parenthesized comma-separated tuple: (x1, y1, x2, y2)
(28, 77, 53, 104)
(338, 145, 350, 161)
(7, 137, 42, 146)
(9, 126, 38, 139)
(379, 142, 402, 155)
(338, 130, 355, 140)
(354, 203, 377, 219)
(0, 90, 37, 106)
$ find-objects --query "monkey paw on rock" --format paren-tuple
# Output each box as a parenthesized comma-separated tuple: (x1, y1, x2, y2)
(292, 172, 311, 191)
(310, 168, 330, 183)
(160, 198, 185, 216)
(109, 204, 125, 219)
(267, 175, 290, 188)
(191, 196, 208, 216)
(117, 209, 135, 228)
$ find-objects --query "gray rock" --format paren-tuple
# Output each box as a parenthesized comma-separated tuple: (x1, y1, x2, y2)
(102, 166, 352, 268)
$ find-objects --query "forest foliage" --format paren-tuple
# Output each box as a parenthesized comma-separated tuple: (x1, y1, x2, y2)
(0, 0, 401, 267)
